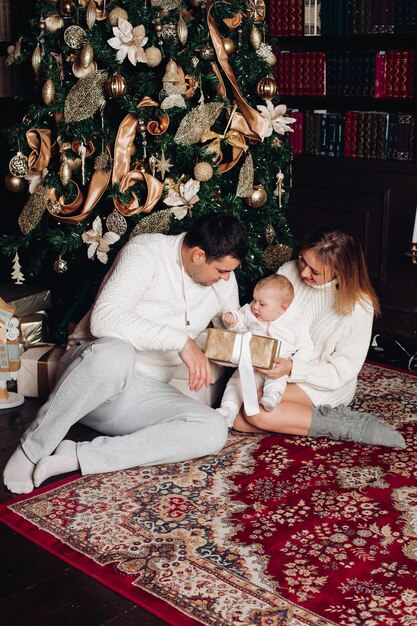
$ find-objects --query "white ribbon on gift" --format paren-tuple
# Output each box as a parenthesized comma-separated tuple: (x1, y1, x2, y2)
(229, 330, 260, 416)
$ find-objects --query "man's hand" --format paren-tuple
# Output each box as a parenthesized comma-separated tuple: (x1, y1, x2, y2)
(255, 357, 292, 379)
(222, 312, 237, 327)
(179, 337, 212, 392)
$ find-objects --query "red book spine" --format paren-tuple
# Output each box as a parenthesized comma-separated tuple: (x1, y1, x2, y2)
(374, 52, 386, 97)
(344, 111, 352, 157)
(296, 52, 305, 94)
(281, 51, 290, 95)
(288, 0, 297, 36)
(289, 52, 297, 95)
(391, 50, 402, 98)
(350, 111, 358, 157)
(295, 0, 304, 35)
(282, 0, 289, 36)
(399, 51, 409, 98)
(267, 0, 278, 36)
(407, 50, 415, 98)
(317, 51, 325, 96)
(385, 50, 394, 97)
(307, 51, 314, 96)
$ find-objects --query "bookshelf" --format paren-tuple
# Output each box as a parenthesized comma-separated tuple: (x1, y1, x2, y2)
(269, 0, 417, 340)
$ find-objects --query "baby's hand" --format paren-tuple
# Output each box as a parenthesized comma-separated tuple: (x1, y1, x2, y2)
(222, 312, 237, 327)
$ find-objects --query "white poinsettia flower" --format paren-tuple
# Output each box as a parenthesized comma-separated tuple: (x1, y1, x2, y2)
(256, 101, 297, 138)
(24, 168, 48, 194)
(163, 178, 200, 220)
(107, 18, 148, 65)
(81, 216, 120, 264)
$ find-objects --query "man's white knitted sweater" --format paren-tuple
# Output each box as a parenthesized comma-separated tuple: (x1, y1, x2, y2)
(69, 233, 239, 383)
(278, 260, 374, 407)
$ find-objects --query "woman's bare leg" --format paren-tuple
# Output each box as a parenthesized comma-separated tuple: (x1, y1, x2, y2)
(232, 383, 313, 435)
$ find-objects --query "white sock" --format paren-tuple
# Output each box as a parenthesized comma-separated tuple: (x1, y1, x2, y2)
(260, 393, 282, 412)
(216, 404, 238, 428)
(33, 440, 79, 488)
(3, 445, 35, 494)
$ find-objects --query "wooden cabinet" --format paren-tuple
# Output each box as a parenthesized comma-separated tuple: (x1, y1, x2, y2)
(273, 27, 417, 340)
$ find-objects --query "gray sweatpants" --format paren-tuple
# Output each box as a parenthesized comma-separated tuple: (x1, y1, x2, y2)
(20, 338, 228, 475)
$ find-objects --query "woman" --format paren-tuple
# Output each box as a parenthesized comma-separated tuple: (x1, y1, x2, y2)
(233, 226, 405, 448)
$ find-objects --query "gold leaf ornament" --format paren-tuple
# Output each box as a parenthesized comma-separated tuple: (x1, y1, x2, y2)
(174, 102, 223, 146)
(236, 152, 254, 197)
(64, 70, 107, 122)
(18, 183, 49, 234)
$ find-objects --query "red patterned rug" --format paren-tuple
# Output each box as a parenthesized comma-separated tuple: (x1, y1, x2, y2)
(1, 363, 417, 626)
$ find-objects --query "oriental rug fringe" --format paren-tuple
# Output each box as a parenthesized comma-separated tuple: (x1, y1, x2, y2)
(1, 363, 417, 626)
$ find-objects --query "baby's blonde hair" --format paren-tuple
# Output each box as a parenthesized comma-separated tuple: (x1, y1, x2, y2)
(254, 274, 294, 306)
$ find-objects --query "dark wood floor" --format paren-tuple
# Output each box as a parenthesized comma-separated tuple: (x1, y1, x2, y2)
(0, 398, 169, 626)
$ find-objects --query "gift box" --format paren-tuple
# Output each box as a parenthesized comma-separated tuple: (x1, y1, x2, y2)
(204, 328, 280, 369)
(19, 312, 50, 347)
(17, 344, 66, 398)
(0, 284, 52, 317)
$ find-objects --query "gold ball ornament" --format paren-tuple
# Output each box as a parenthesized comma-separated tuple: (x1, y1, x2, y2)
(246, 184, 268, 208)
(194, 162, 213, 182)
(53, 256, 69, 273)
(9, 152, 29, 178)
(64, 25, 87, 49)
(108, 7, 128, 26)
(42, 79, 56, 105)
(223, 37, 236, 56)
(262, 243, 293, 272)
(72, 58, 97, 78)
(256, 75, 278, 100)
(38, 18, 46, 32)
(5, 173, 27, 193)
(246, 0, 266, 22)
(145, 46, 163, 68)
(59, 0, 74, 17)
(137, 122, 147, 133)
(153, 20, 163, 33)
(80, 43, 94, 68)
(104, 74, 127, 99)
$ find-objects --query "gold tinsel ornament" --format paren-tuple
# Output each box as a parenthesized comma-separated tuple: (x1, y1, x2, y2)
(9, 152, 29, 178)
(18, 183, 49, 234)
(130, 209, 173, 238)
(106, 209, 127, 236)
(108, 7, 128, 26)
(236, 152, 254, 197)
(262, 243, 293, 272)
(194, 161, 213, 182)
(64, 70, 107, 122)
(174, 102, 223, 146)
(63, 25, 87, 49)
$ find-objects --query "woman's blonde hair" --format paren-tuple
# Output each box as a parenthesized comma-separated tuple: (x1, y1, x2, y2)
(301, 226, 380, 316)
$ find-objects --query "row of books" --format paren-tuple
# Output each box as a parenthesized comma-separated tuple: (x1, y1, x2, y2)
(288, 109, 415, 161)
(0, 0, 13, 42)
(267, 0, 416, 37)
(274, 50, 415, 98)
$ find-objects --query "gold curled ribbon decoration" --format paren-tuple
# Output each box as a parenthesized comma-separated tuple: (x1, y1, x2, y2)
(71, 140, 96, 158)
(207, 3, 269, 141)
(112, 97, 165, 216)
(46, 147, 112, 224)
(26, 129, 52, 172)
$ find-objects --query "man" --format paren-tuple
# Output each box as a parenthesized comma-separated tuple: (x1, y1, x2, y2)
(4, 213, 248, 494)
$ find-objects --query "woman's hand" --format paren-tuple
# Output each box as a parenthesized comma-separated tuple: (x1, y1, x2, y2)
(255, 357, 292, 379)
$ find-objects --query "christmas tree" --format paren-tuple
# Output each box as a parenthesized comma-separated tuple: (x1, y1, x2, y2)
(1, 0, 296, 340)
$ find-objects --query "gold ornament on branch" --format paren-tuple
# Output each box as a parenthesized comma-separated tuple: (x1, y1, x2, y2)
(223, 37, 236, 56)
(45, 15, 65, 32)
(72, 58, 97, 78)
(176, 14, 188, 46)
(5, 173, 27, 193)
(194, 161, 213, 182)
(104, 73, 127, 98)
(249, 25, 262, 50)
(145, 46, 162, 67)
(18, 183, 49, 234)
(53, 256, 69, 273)
(246, 0, 266, 22)
(106, 209, 127, 236)
(108, 7, 128, 26)
(174, 101, 223, 146)
(80, 43, 94, 68)
(264, 223, 276, 244)
(59, 0, 74, 16)
(256, 75, 278, 100)
(85, 0, 97, 29)
(199, 43, 215, 61)
(163, 59, 180, 83)
(9, 152, 29, 178)
(42, 79, 56, 105)
(32, 43, 43, 74)
(59, 160, 72, 186)
(130, 208, 173, 238)
(64, 25, 87, 49)
(262, 243, 293, 272)
(236, 152, 254, 197)
(64, 70, 107, 122)
(246, 184, 267, 208)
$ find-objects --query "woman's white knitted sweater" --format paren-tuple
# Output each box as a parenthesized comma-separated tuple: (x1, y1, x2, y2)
(69, 233, 239, 382)
(278, 260, 374, 407)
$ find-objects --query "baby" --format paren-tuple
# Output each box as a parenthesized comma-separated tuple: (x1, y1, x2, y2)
(218, 274, 313, 427)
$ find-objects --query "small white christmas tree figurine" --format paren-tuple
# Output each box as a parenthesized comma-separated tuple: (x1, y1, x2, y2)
(11, 252, 25, 285)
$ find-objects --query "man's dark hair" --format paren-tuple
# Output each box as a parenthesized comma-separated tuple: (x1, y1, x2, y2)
(183, 213, 248, 262)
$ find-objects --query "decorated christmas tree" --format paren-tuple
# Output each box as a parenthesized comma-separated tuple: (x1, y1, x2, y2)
(1, 0, 296, 339)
